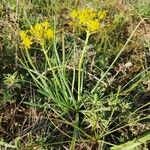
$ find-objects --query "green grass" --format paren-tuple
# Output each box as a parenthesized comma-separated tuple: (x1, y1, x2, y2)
(0, 0, 150, 150)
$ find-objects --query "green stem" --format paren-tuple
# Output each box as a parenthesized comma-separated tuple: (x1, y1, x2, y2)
(25, 48, 36, 71)
(78, 31, 90, 101)
(70, 112, 79, 150)
(70, 31, 90, 149)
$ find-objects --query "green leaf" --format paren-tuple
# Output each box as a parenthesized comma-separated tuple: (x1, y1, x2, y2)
(0, 140, 17, 148)
(110, 131, 150, 150)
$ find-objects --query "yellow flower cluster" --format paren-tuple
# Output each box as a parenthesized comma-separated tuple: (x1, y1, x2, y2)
(71, 8, 107, 33)
(30, 21, 53, 42)
(20, 21, 54, 49)
(20, 31, 32, 49)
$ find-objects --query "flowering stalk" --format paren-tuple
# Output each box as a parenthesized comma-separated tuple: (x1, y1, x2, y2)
(78, 31, 90, 101)
(72, 31, 90, 148)
(70, 8, 107, 101)
(24, 48, 36, 71)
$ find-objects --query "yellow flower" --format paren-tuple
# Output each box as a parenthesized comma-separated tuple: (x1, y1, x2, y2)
(19, 21, 54, 48)
(71, 10, 79, 18)
(82, 8, 96, 20)
(78, 8, 96, 24)
(78, 13, 87, 25)
(30, 21, 54, 43)
(20, 31, 32, 49)
(45, 28, 54, 39)
(20, 31, 26, 39)
(42, 21, 49, 29)
(30, 23, 43, 41)
(70, 8, 106, 33)
(87, 20, 100, 32)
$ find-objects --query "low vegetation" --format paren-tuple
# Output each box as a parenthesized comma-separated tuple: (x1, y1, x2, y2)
(0, 0, 150, 149)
